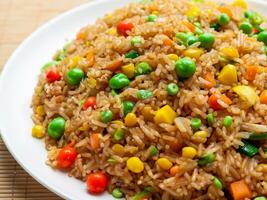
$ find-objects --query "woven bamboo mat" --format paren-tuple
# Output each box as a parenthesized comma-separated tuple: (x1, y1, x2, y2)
(0, 0, 90, 199)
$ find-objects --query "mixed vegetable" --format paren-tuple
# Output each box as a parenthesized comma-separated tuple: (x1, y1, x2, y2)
(32, 0, 267, 199)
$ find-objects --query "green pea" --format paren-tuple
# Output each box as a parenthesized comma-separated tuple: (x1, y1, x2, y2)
(199, 33, 215, 49)
(244, 10, 253, 18)
(175, 57, 196, 79)
(66, 68, 85, 85)
(136, 90, 153, 100)
(109, 73, 130, 89)
(257, 31, 267, 45)
(223, 116, 233, 127)
(147, 14, 157, 22)
(239, 22, 253, 34)
(254, 197, 267, 200)
(149, 145, 158, 157)
(135, 62, 152, 76)
(125, 51, 139, 59)
(100, 110, 113, 123)
(187, 35, 198, 46)
(42, 61, 59, 71)
(191, 118, 202, 130)
(48, 117, 66, 140)
(112, 188, 124, 199)
(213, 176, 223, 190)
(250, 13, 263, 25)
(131, 36, 142, 46)
(113, 128, 124, 141)
(123, 101, 135, 116)
(198, 153, 215, 166)
(176, 32, 192, 45)
(207, 113, 214, 126)
(218, 13, 230, 25)
(166, 83, 179, 96)
(210, 23, 220, 31)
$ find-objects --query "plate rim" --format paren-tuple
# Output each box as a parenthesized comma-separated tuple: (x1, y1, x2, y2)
(1, 0, 267, 199)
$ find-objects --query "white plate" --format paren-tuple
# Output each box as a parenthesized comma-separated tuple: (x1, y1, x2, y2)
(0, 0, 266, 199)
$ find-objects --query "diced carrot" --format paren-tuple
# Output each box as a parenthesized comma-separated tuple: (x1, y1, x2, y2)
(106, 59, 123, 72)
(204, 72, 216, 89)
(76, 31, 86, 40)
(218, 6, 233, 18)
(163, 37, 173, 46)
(221, 94, 232, 105)
(90, 133, 101, 150)
(246, 65, 258, 81)
(86, 52, 95, 67)
(260, 90, 267, 104)
(229, 180, 252, 200)
(183, 21, 196, 33)
(208, 94, 232, 110)
(170, 165, 180, 176)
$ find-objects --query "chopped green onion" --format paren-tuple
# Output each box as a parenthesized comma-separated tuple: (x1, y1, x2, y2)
(113, 128, 124, 141)
(131, 187, 153, 200)
(125, 51, 140, 59)
(248, 132, 267, 140)
(108, 157, 117, 164)
(42, 61, 59, 71)
(149, 145, 158, 157)
(136, 90, 153, 100)
(198, 153, 215, 166)
(213, 176, 223, 189)
(112, 188, 124, 199)
(131, 36, 142, 46)
(238, 141, 258, 157)
(147, 14, 157, 22)
(210, 23, 220, 31)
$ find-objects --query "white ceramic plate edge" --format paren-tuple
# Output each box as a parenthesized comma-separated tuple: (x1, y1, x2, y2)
(0, 0, 267, 199)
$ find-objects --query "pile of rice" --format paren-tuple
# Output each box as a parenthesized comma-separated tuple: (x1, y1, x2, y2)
(32, 0, 267, 199)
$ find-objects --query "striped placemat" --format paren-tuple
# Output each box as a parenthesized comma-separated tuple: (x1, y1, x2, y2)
(0, 0, 89, 199)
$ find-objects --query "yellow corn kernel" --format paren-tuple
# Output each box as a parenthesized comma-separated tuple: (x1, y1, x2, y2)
(186, 6, 202, 18)
(79, 125, 89, 131)
(141, 106, 154, 121)
(112, 120, 124, 126)
(127, 146, 139, 154)
(182, 147, 197, 159)
(127, 157, 144, 173)
(154, 105, 177, 125)
(256, 164, 267, 173)
(36, 105, 45, 116)
(121, 63, 135, 79)
(183, 48, 204, 59)
(32, 125, 45, 139)
(87, 77, 97, 88)
(152, 10, 159, 15)
(157, 158, 173, 170)
(125, 113, 138, 127)
(194, 131, 208, 138)
(168, 54, 179, 61)
(233, 85, 258, 106)
(232, 0, 247, 10)
(106, 27, 117, 36)
(85, 41, 91, 47)
(112, 144, 125, 156)
(69, 55, 81, 68)
(221, 47, 239, 59)
(106, 14, 113, 19)
(218, 64, 237, 85)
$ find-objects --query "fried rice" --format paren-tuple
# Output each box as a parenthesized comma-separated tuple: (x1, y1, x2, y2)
(31, 0, 267, 199)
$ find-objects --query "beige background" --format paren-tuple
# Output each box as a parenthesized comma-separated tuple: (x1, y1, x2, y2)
(0, 0, 90, 199)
